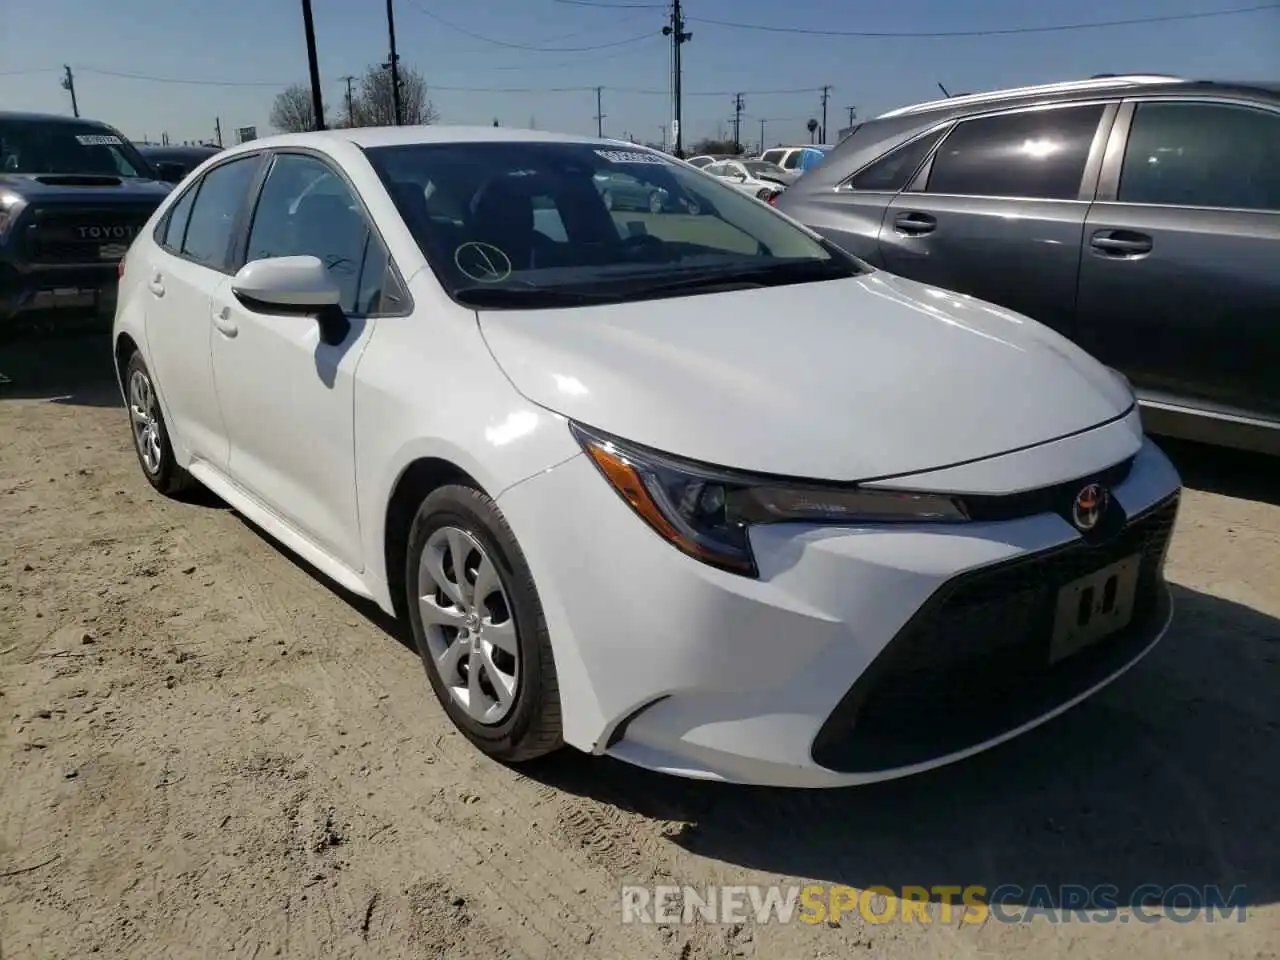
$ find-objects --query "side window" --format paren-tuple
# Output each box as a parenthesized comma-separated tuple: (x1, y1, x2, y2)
(1118, 101, 1280, 211)
(159, 183, 198, 251)
(847, 128, 946, 192)
(245, 153, 389, 315)
(926, 104, 1106, 200)
(181, 156, 259, 270)
(704, 163, 726, 177)
(761, 149, 785, 166)
(531, 193, 567, 242)
(783, 151, 802, 170)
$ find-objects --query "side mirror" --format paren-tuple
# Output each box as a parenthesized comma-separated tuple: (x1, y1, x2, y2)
(154, 161, 186, 183)
(231, 256, 350, 346)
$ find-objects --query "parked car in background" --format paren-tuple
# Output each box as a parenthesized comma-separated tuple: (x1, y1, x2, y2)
(760, 145, 832, 173)
(1, 111, 175, 329)
(593, 169, 699, 214)
(685, 153, 739, 169)
(702, 159, 786, 201)
(137, 144, 221, 181)
(776, 75, 1280, 455)
(112, 125, 1181, 787)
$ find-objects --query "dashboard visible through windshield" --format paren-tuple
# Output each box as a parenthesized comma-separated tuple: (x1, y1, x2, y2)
(365, 140, 862, 308)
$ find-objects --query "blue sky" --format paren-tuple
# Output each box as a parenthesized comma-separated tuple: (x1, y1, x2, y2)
(3, 0, 1277, 148)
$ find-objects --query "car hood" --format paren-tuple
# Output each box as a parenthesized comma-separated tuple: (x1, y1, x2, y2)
(0, 173, 172, 202)
(477, 271, 1133, 481)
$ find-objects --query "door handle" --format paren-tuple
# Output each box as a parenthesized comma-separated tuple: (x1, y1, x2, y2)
(1089, 230, 1152, 256)
(212, 305, 238, 338)
(147, 271, 165, 297)
(893, 212, 937, 236)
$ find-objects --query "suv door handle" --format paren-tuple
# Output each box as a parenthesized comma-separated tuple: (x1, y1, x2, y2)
(147, 271, 165, 297)
(1090, 230, 1152, 256)
(893, 212, 937, 236)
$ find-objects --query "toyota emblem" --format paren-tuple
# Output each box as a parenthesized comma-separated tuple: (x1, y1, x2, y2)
(1071, 483, 1108, 532)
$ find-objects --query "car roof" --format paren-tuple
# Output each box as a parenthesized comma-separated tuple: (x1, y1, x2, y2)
(0, 111, 116, 126)
(212, 126, 625, 160)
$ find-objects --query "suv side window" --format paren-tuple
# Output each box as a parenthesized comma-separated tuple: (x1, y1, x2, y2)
(926, 104, 1106, 200)
(1118, 101, 1280, 211)
(181, 155, 259, 270)
(847, 128, 946, 192)
(159, 182, 198, 251)
(761, 149, 786, 166)
(782, 151, 802, 170)
(245, 152, 397, 316)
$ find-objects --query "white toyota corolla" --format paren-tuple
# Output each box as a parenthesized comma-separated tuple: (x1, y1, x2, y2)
(113, 127, 1181, 788)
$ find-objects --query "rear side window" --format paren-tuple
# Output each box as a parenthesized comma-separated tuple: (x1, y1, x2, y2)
(160, 184, 198, 251)
(1118, 101, 1280, 211)
(782, 151, 802, 170)
(761, 149, 786, 165)
(847, 129, 946, 192)
(926, 104, 1106, 200)
(181, 155, 260, 270)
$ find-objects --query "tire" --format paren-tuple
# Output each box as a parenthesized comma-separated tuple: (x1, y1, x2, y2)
(405, 484, 563, 763)
(124, 351, 194, 496)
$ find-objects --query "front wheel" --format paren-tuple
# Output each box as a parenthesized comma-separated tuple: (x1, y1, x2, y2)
(405, 484, 563, 763)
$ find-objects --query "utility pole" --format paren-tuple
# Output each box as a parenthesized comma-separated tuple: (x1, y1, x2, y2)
(61, 65, 79, 118)
(820, 84, 831, 143)
(300, 0, 326, 130)
(734, 95, 745, 150)
(384, 0, 403, 125)
(759, 118, 765, 152)
(662, 0, 691, 158)
(594, 86, 606, 138)
(214, 117, 223, 147)
(846, 105, 856, 127)
(340, 75, 356, 126)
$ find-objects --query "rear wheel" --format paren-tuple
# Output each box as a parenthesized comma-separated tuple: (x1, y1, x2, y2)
(125, 351, 193, 496)
(405, 484, 562, 763)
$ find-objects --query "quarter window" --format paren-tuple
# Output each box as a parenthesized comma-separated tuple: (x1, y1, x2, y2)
(181, 156, 260, 270)
(1118, 101, 1280, 211)
(847, 128, 946, 192)
(245, 153, 396, 316)
(925, 104, 1106, 200)
(160, 183, 198, 251)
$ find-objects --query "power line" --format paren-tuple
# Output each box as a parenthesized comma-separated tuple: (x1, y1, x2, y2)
(553, 0, 665, 8)
(689, 2, 1280, 38)
(404, 0, 657, 51)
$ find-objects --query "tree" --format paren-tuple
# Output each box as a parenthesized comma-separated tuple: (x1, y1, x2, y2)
(353, 64, 439, 127)
(806, 118, 819, 143)
(270, 84, 324, 133)
(689, 137, 740, 156)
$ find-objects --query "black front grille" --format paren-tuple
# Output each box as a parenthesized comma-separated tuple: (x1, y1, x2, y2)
(811, 493, 1179, 773)
(22, 205, 157, 264)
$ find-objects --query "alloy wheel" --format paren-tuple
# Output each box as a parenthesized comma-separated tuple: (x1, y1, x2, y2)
(128, 369, 162, 475)
(417, 526, 520, 725)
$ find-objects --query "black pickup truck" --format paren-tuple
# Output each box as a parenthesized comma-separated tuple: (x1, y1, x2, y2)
(1, 112, 185, 332)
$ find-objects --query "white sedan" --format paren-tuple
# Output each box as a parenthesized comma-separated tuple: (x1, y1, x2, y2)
(113, 126, 1181, 788)
(701, 159, 788, 201)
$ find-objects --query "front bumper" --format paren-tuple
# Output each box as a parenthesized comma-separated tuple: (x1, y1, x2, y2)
(1, 261, 119, 324)
(498, 428, 1181, 788)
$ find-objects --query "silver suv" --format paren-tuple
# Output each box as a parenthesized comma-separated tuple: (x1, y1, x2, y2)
(776, 75, 1280, 455)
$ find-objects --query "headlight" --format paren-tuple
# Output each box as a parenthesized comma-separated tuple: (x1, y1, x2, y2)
(0, 190, 29, 239)
(570, 422, 968, 577)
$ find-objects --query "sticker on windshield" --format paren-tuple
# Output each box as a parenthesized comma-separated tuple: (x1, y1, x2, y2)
(74, 134, 123, 146)
(594, 149, 666, 165)
(454, 242, 512, 283)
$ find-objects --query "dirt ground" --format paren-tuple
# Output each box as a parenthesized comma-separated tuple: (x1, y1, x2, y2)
(1, 333, 1278, 960)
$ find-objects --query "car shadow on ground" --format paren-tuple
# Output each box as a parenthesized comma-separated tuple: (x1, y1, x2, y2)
(0, 329, 122, 408)
(524, 583, 1280, 908)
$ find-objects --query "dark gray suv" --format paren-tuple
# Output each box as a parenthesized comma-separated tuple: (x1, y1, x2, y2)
(777, 75, 1280, 455)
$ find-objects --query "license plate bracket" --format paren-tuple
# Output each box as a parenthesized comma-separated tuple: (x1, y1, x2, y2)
(1049, 553, 1142, 664)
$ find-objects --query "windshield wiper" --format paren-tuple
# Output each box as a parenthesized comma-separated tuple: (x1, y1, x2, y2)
(619, 259, 853, 299)
(453, 286, 618, 308)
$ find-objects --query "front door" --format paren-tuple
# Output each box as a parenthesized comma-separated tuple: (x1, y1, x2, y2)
(877, 102, 1113, 338)
(1076, 98, 1280, 418)
(210, 151, 393, 572)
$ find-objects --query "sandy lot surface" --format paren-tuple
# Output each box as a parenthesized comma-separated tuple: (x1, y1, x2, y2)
(2, 334, 1278, 959)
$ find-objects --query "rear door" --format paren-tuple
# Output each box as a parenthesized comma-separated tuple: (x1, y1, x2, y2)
(878, 101, 1115, 338)
(1076, 97, 1280, 419)
(141, 153, 262, 469)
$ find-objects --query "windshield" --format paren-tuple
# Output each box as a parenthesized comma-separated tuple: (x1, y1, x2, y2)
(0, 118, 152, 178)
(366, 141, 861, 308)
(743, 160, 787, 178)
